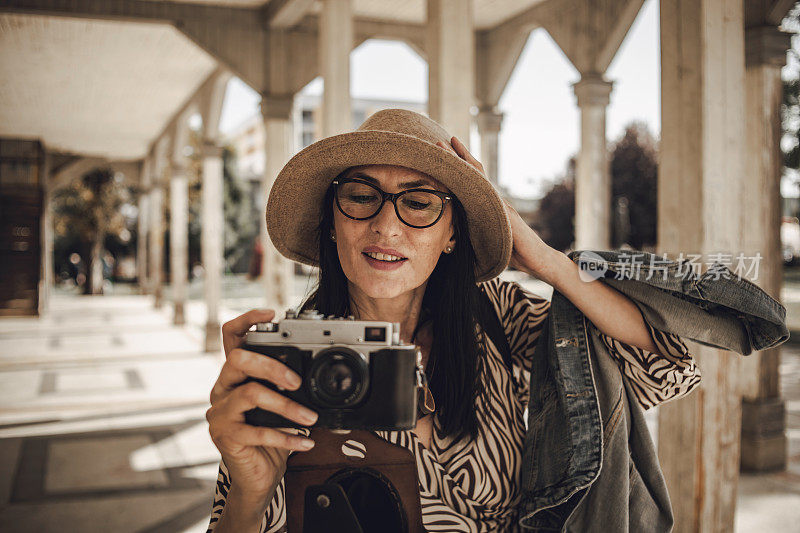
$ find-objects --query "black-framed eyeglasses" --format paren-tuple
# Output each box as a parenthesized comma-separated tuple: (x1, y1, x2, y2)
(332, 177, 453, 229)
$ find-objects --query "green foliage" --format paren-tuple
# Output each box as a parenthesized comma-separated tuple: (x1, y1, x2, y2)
(222, 145, 258, 271)
(536, 121, 658, 252)
(535, 158, 575, 253)
(184, 129, 258, 274)
(609, 122, 658, 249)
(784, 77, 799, 170)
(783, 6, 800, 175)
(53, 169, 130, 238)
(51, 168, 135, 291)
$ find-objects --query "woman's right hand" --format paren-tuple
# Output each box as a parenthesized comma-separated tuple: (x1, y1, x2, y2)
(206, 309, 318, 505)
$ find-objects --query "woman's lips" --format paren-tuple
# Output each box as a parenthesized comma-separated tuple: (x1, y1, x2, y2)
(362, 252, 408, 271)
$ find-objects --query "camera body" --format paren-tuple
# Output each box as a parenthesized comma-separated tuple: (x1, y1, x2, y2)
(241, 308, 423, 431)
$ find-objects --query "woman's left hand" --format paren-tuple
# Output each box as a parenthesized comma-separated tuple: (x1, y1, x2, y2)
(437, 136, 554, 276)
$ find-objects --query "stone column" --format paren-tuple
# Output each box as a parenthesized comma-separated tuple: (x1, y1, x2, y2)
(169, 162, 189, 326)
(149, 182, 165, 309)
(319, 0, 353, 137)
(137, 192, 150, 295)
(201, 140, 224, 353)
(738, 25, 792, 472)
(39, 150, 53, 315)
(657, 1, 747, 530)
(476, 106, 504, 188)
(261, 94, 296, 313)
(572, 74, 613, 251)
(427, 0, 475, 147)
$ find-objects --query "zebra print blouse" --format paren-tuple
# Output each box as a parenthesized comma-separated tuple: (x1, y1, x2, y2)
(206, 277, 701, 533)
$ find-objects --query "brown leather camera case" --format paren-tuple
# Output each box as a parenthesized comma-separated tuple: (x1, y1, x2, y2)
(284, 428, 424, 532)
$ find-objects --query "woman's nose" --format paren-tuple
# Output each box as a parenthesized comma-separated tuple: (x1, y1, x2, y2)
(369, 199, 404, 235)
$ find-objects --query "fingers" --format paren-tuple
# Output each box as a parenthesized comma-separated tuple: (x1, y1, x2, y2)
(212, 421, 315, 452)
(213, 348, 301, 395)
(206, 381, 317, 452)
(436, 140, 457, 155)
(451, 136, 484, 170)
(210, 348, 303, 405)
(221, 309, 276, 356)
(222, 309, 276, 338)
(437, 137, 485, 173)
(228, 381, 318, 427)
(206, 381, 319, 428)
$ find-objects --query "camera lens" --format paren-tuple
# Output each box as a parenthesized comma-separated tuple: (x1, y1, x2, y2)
(319, 361, 355, 396)
(308, 347, 368, 408)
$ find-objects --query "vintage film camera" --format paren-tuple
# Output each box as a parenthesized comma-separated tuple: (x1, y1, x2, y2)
(241, 309, 424, 431)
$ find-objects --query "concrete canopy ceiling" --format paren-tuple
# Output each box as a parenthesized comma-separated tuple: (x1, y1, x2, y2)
(353, 0, 547, 29)
(0, 13, 217, 161)
(139, 0, 547, 29)
(0, 1, 547, 161)
(140, 0, 269, 5)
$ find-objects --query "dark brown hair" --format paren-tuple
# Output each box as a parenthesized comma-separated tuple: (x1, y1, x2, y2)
(297, 171, 496, 442)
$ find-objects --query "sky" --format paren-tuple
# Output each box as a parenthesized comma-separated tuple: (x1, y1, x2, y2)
(218, 0, 661, 200)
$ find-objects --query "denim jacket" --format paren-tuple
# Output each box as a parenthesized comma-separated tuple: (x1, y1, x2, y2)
(517, 249, 789, 532)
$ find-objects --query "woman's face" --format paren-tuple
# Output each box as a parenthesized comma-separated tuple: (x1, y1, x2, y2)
(332, 164, 456, 300)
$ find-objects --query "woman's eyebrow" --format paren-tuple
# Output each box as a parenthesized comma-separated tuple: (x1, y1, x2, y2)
(350, 172, 435, 190)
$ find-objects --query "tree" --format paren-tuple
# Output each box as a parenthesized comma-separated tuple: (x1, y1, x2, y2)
(536, 121, 658, 252)
(609, 121, 658, 249)
(784, 76, 799, 171)
(221, 144, 259, 271)
(536, 157, 576, 253)
(181, 129, 259, 276)
(52, 169, 133, 294)
(782, 4, 800, 216)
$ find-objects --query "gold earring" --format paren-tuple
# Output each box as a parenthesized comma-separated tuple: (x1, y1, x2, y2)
(331, 232, 336, 242)
(445, 246, 453, 253)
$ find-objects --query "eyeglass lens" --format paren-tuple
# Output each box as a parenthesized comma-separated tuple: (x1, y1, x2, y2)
(336, 180, 444, 227)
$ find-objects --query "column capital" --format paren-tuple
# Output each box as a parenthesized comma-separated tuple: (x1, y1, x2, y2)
(745, 26, 792, 68)
(476, 106, 504, 134)
(142, 179, 165, 192)
(140, 157, 154, 188)
(260, 93, 295, 121)
(200, 138, 224, 158)
(169, 159, 189, 177)
(572, 74, 614, 108)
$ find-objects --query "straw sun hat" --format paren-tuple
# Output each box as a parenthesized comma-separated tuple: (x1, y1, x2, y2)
(265, 108, 513, 282)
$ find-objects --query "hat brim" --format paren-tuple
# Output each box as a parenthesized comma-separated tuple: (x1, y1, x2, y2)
(266, 130, 512, 282)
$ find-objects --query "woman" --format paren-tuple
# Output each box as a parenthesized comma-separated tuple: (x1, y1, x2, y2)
(204, 109, 700, 532)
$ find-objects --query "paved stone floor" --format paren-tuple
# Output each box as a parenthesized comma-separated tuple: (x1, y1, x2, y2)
(735, 337, 800, 532)
(0, 272, 797, 532)
(0, 293, 225, 533)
